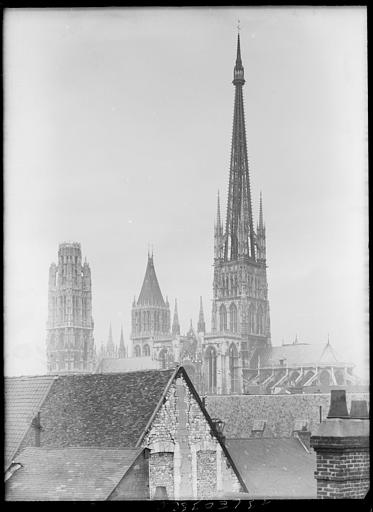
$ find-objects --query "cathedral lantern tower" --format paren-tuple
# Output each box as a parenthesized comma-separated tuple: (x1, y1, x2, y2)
(131, 252, 171, 357)
(207, 34, 271, 394)
(46, 242, 96, 374)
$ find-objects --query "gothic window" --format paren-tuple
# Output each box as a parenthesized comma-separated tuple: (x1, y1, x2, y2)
(257, 304, 264, 334)
(205, 346, 217, 394)
(248, 304, 255, 334)
(234, 275, 238, 296)
(159, 348, 168, 369)
(134, 345, 141, 357)
(229, 343, 239, 393)
(230, 276, 234, 296)
(143, 344, 150, 357)
(219, 304, 227, 332)
(229, 303, 238, 333)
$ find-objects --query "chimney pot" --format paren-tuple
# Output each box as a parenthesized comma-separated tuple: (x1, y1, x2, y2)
(327, 389, 349, 419)
(350, 400, 369, 419)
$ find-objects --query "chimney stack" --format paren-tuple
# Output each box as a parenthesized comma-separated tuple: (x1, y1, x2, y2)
(327, 389, 349, 419)
(350, 400, 369, 419)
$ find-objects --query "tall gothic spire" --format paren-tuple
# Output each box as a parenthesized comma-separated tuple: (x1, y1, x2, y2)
(118, 324, 126, 358)
(258, 191, 264, 230)
(107, 322, 115, 357)
(172, 299, 180, 336)
(197, 296, 206, 334)
(224, 33, 255, 261)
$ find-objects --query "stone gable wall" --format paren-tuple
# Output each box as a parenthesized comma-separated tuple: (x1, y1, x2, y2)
(142, 375, 241, 499)
(206, 393, 369, 438)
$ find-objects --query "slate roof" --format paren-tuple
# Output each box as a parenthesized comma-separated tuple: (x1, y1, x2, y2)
(96, 356, 160, 373)
(260, 342, 345, 368)
(6, 447, 144, 501)
(226, 438, 316, 499)
(137, 254, 165, 306)
(5, 375, 56, 468)
(40, 369, 176, 449)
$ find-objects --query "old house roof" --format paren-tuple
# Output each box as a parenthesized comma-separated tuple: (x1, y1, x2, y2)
(137, 254, 165, 307)
(226, 438, 316, 499)
(5, 375, 56, 468)
(260, 342, 345, 368)
(5, 447, 144, 501)
(5, 367, 248, 496)
(96, 356, 160, 373)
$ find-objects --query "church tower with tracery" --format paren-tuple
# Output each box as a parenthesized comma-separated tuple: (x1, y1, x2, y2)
(46, 242, 96, 373)
(204, 34, 271, 394)
(131, 252, 172, 362)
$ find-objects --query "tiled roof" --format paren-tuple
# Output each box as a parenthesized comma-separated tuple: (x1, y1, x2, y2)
(6, 447, 143, 501)
(137, 255, 165, 306)
(38, 369, 176, 449)
(226, 438, 316, 498)
(260, 342, 342, 367)
(5, 376, 56, 468)
(96, 356, 160, 373)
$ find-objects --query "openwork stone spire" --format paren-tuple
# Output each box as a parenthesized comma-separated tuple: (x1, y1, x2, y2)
(224, 33, 256, 261)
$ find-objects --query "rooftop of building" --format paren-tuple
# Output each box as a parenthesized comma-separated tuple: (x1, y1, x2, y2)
(4, 369, 175, 468)
(5, 446, 145, 501)
(226, 437, 316, 499)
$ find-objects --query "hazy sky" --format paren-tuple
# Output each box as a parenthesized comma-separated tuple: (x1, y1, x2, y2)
(4, 7, 368, 379)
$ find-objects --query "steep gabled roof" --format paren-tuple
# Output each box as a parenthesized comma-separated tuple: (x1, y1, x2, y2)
(137, 254, 165, 307)
(6, 447, 144, 501)
(5, 375, 56, 468)
(40, 369, 176, 449)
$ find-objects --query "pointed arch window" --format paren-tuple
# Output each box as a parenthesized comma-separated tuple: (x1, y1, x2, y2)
(229, 303, 238, 333)
(248, 304, 255, 334)
(229, 343, 239, 393)
(219, 304, 227, 332)
(143, 344, 150, 357)
(205, 346, 217, 394)
(257, 304, 264, 334)
(134, 345, 141, 357)
(159, 348, 168, 369)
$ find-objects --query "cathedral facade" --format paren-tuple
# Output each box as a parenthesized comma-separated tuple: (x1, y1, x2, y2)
(46, 242, 96, 373)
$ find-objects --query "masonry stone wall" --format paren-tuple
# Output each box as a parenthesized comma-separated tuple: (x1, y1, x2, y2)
(149, 452, 174, 499)
(197, 451, 217, 498)
(142, 375, 242, 499)
(206, 393, 369, 438)
(109, 451, 150, 500)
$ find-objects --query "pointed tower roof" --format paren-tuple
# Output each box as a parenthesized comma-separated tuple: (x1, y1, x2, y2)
(107, 323, 115, 354)
(172, 299, 181, 336)
(258, 191, 264, 230)
(137, 253, 165, 307)
(118, 324, 126, 358)
(225, 32, 255, 261)
(197, 296, 206, 334)
(216, 190, 222, 230)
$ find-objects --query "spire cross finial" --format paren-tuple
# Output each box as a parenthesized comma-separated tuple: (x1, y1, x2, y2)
(237, 19, 240, 33)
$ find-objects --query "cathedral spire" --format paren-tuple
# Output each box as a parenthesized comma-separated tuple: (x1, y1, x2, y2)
(258, 191, 264, 230)
(172, 299, 180, 336)
(225, 32, 255, 261)
(107, 322, 115, 357)
(197, 296, 206, 334)
(118, 324, 126, 358)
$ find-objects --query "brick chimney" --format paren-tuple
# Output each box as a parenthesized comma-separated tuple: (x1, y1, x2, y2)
(310, 390, 370, 499)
